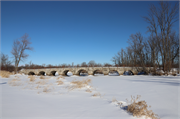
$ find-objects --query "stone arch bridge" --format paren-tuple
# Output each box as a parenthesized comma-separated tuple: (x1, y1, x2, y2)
(20, 67, 151, 76)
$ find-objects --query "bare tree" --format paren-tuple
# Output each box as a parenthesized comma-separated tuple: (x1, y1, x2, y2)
(147, 34, 159, 71)
(81, 62, 87, 67)
(88, 60, 96, 67)
(128, 32, 149, 72)
(96, 63, 102, 67)
(104, 63, 112, 67)
(143, 1, 179, 71)
(111, 51, 122, 66)
(111, 56, 117, 65)
(1, 53, 10, 66)
(11, 33, 33, 73)
(1, 53, 12, 71)
(166, 32, 179, 71)
(61, 63, 67, 68)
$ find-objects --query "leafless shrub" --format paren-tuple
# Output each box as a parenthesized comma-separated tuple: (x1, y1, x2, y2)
(28, 75, 35, 82)
(68, 78, 91, 91)
(127, 95, 160, 119)
(0, 70, 12, 78)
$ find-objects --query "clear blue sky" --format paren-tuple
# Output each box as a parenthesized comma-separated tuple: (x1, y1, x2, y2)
(1, 1, 179, 66)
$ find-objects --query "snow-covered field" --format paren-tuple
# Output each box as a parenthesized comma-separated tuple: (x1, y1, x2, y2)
(0, 74, 180, 119)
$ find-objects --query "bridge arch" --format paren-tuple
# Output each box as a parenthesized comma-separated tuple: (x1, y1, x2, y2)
(137, 70, 148, 75)
(78, 69, 88, 76)
(93, 69, 104, 75)
(63, 70, 70, 76)
(50, 71, 57, 76)
(123, 70, 134, 75)
(38, 71, 46, 76)
(28, 71, 35, 75)
(109, 70, 119, 76)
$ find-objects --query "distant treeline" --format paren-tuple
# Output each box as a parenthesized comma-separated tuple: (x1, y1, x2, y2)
(111, 32, 179, 72)
(19, 60, 113, 69)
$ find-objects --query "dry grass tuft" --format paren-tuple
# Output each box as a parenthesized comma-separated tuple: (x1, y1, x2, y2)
(57, 76, 65, 80)
(36, 80, 47, 85)
(86, 88, 92, 93)
(36, 85, 39, 89)
(48, 74, 54, 76)
(40, 76, 45, 79)
(92, 92, 101, 97)
(68, 78, 91, 91)
(57, 80, 63, 85)
(0, 70, 12, 78)
(38, 76, 50, 79)
(8, 78, 22, 86)
(28, 75, 36, 82)
(112, 97, 118, 102)
(45, 76, 50, 79)
(43, 86, 49, 93)
(14, 76, 20, 79)
(43, 84, 54, 93)
(71, 78, 91, 86)
(127, 95, 160, 119)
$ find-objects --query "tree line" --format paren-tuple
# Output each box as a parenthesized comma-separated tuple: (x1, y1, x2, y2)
(112, 1, 179, 73)
(20, 60, 113, 69)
